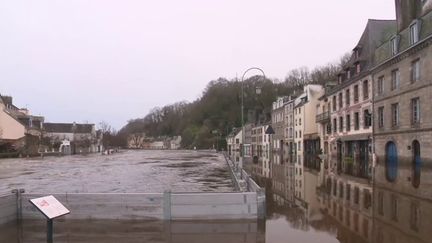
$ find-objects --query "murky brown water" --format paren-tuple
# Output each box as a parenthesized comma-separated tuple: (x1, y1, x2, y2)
(0, 150, 233, 193)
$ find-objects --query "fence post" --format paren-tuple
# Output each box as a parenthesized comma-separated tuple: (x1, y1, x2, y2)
(163, 191, 171, 220)
(11, 188, 25, 223)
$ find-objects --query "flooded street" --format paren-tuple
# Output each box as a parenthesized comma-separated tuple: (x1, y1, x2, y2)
(0, 150, 233, 194)
(0, 151, 430, 243)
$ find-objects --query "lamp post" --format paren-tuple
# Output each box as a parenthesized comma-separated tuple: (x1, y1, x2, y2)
(240, 67, 266, 171)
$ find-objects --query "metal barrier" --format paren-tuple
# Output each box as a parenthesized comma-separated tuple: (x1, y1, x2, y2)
(19, 191, 258, 221)
(223, 153, 266, 219)
(0, 192, 17, 225)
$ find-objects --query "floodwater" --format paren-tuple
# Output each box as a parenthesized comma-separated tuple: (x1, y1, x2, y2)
(0, 150, 233, 193)
(1, 151, 431, 243)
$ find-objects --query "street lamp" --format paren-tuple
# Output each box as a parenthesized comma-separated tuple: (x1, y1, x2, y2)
(240, 67, 266, 170)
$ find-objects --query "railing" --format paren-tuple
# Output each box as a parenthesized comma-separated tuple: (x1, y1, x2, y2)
(316, 111, 330, 123)
(223, 153, 266, 219)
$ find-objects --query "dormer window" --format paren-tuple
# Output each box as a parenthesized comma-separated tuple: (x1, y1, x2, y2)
(409, 20, 421, 45)
(356, 63, 361, 74)
(338, 75, 343, 84)
(346, 69, 351, 79)
(353, 46, 361, 59)
(390, 35, 400, 55)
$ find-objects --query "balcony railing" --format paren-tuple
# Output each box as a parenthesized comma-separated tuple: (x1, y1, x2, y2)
(316, 111, 330, 123)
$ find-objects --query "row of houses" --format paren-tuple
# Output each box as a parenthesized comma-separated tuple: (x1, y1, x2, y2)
(228, 1, 432, 242)
(0, 95, 103, 156)
(127, 133, 182, 150)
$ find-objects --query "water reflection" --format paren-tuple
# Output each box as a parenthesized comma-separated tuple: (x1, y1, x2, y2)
(232, 150, 431, 243)
(1, 219, 263, 243)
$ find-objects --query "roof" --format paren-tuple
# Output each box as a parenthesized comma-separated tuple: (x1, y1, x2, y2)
(44, 123, 94, 133)
(345, 19, 396, 70)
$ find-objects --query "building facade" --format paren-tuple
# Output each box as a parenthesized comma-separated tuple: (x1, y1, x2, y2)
(372, 2, 432, 242)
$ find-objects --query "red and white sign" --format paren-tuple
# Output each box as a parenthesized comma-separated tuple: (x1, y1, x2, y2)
(30, 195, 70, 220)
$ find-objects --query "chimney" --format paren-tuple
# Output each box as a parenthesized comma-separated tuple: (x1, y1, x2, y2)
(395, 0, 421, 31)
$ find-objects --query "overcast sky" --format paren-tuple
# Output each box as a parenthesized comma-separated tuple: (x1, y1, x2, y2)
(0, 0, 395, 129)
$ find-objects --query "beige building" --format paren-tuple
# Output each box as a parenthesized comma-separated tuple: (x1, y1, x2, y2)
(293, 85, 324, 207)
(0, 95, 44, 155)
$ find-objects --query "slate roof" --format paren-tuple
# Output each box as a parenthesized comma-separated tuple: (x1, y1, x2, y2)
(44, 123, 94, 133)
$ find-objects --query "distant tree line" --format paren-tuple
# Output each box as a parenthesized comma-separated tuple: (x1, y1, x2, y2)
(119, 54, 350, 149)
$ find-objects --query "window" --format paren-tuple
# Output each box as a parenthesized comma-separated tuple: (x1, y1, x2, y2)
(391, 69, 400, 90)
(346, 184, 351, 201)
(391, 103, 399, 127)
(363, 80, 369, 99)
(339, 117, 343, 132)
(346, 209, 351, 226)
(411, 59, 420, 83)
(386, 141, 398, 182)
(354, 213, 359, 232)
(378, 107, 384, 128)
(377, 76, 384, 95)
(363, 189, 371, 209)
(299, 131, 302, 138)
(354, 112, 360, 130)
(333, 179, 337, 196)
(333, 119, 337, 134)
(378, 191, 384, 216)
(354, 187, 360, 204)
(391, 36, 399, 55)
(236, 139, 239, 144)
(412, 140, 421, 188)
(409, 21, 420, 45)
(338, 93, 343, 109)
(346, 114, 351, 131)
(299, 118, 302, 125)
(410, 202, 420, 231)
(356, 63, 361, 74)
(354, 85, 359, 103)
(346, 89, 350, 106)
(363, 219, 369, 238)
(411, 98, 420, 125)
(346, 69, 351, 79)
(339, 182, 344, 198)
(333, 96, 337, 111)
(391, 194, 398, 221)
(364, 109, 371, 128)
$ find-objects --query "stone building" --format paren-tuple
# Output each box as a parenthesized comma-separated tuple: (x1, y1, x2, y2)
(43, 122, 101, 154)
(316, 19, 396, 240)
(372, 1, 432, 242)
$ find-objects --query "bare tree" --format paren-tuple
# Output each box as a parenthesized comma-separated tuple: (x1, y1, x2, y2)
(129, 133, 145, 148)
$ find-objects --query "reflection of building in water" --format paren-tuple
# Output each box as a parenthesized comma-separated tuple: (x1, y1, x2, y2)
(271, 96, 293, 206)
(293, 85, 324, 207)
(372, 2, 432, 242)
(282, 97, 296, 204)
(251, 123, 271, 178)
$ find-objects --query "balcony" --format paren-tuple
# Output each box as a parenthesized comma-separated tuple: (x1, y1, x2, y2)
(316, 111, 330, 123)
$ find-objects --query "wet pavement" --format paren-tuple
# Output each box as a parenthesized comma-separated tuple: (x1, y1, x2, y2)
(0, 150, 233, 194)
